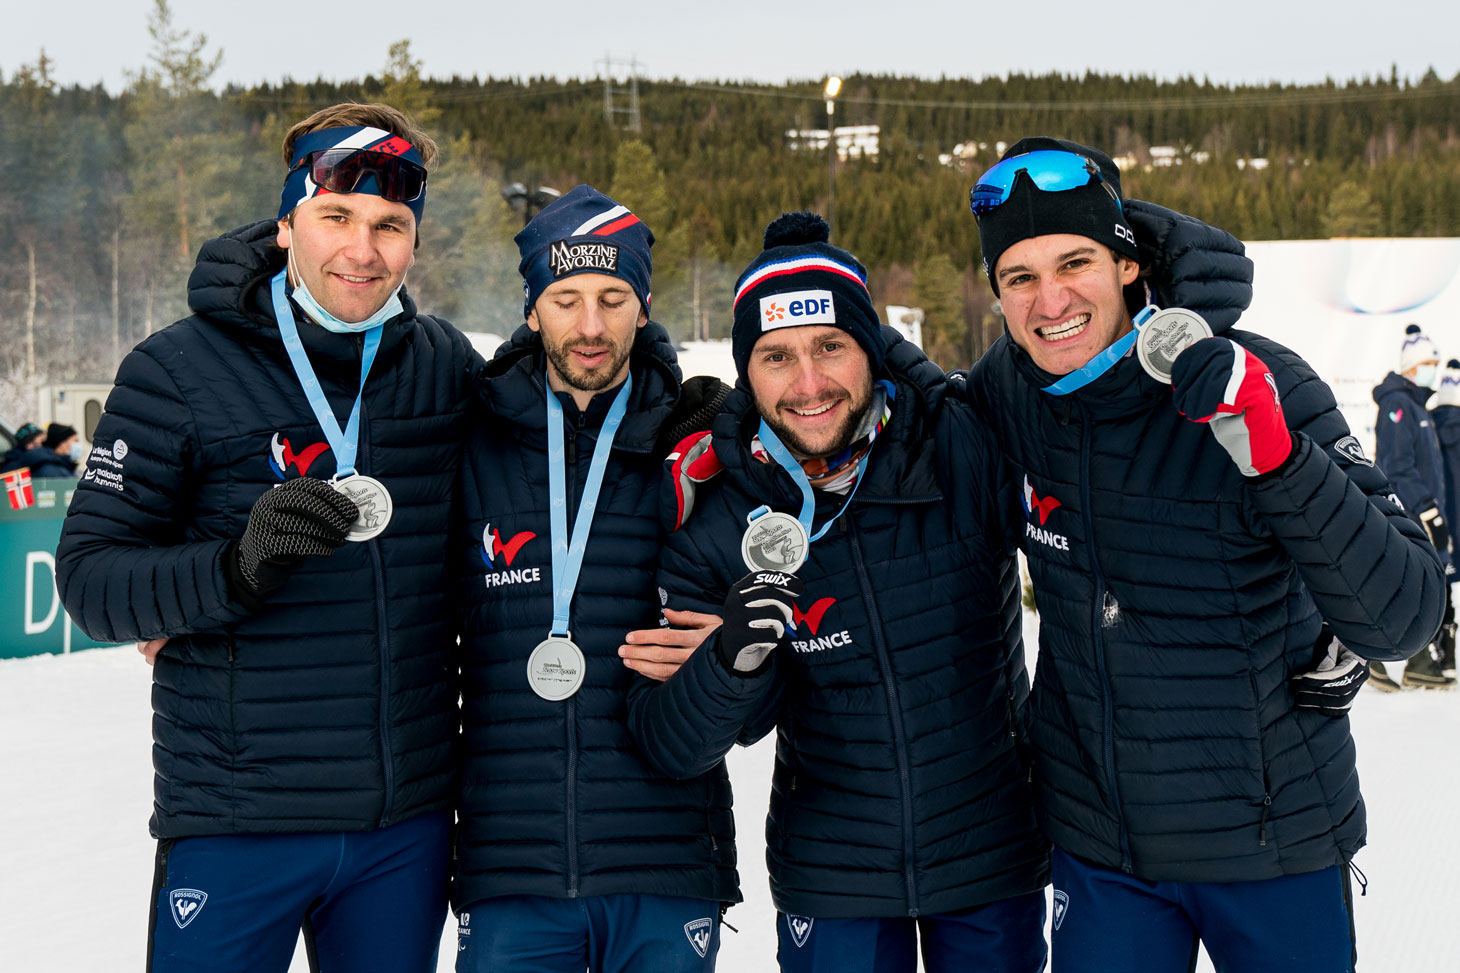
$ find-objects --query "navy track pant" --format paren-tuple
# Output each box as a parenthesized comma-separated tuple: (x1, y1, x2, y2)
(147, 811, 449, 973)
(1050, 846, 1356, 972)
(454, 893, 722, 972)
(775, 890, 1047, 972)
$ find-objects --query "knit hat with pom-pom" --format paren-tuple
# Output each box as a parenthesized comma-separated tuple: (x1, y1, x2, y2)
(731, 211, 886, 382)
(1400, 323, 1440, 374)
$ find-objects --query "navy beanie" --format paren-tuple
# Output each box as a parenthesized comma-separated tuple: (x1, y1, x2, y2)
(731, 212, 885, 383)
(973, 136, 1138, 294)
(515, 184, 654, 319)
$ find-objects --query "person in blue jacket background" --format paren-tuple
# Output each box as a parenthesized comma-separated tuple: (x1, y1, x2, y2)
(1372, 324, 1454, 688)
(965, 136, 1445, 972)
(1430, 356, 1460, 677)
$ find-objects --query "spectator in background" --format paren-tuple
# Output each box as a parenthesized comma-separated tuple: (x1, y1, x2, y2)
(2, 422, 79, 477)
(1371, 324, 1454, 689)
(1430, 356, 1460, 677)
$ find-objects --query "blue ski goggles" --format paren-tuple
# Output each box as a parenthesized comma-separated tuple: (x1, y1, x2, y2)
(969, 149, 1120, 216)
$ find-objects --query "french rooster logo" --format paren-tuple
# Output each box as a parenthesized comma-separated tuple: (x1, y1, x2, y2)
(790, 597, 836, 637)
(268, 433, 331, 479)
(1022, 475, 1062, 526)
(481, 524, 536, 569)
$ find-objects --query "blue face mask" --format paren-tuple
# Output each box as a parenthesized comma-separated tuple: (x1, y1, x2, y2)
(1414, 364, 1438, 389)
(286, 245, 404, 334)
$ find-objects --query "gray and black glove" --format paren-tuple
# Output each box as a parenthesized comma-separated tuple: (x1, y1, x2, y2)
(716, 570, 802, 676)
(1291, 627, 1369, 716)
(229, 477, 359, 601)
(1124, 199, 1254, 332)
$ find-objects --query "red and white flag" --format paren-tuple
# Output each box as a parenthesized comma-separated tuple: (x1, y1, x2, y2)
(3, 467, 35, 510)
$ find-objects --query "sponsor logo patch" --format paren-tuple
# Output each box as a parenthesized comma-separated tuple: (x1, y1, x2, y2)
(759, 289, 837, 331)
(170, 888, 207, 929)
(1333, 435, 1374, 467)
(684, 917, 714, 958)
(1052, 889, 1069, 931)
(1022, 474, 1071, 552)
(788, 597, 851, 654)
(787, 914, 814, 948)
(549, 240, 620, 278)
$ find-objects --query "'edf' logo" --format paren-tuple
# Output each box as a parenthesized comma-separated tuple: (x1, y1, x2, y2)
(759, 289, 837, 331)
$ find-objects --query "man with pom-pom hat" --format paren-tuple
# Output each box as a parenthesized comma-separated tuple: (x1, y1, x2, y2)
(625, 211, 1051, 972)
(1372, 323, 1455, 688)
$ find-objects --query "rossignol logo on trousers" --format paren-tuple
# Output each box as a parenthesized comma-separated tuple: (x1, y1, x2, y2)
(684, 917, 714, 958)
(786, 914, 814, 947)
(1052, 889, 1070, 930)
(169, 888, 207, 929)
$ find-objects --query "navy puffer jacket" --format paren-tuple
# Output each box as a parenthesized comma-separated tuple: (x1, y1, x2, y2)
(1374, 372, 1449, 565)
(56, 220, 479, 839)
(966, 311, 1445, 882)
(636, 330, 1049, 919)
(454, 323, 743, 909)
(1432, 403, 1460, 534)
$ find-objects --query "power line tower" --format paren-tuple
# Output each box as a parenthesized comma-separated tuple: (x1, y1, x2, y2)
(598, 54, 642, 134)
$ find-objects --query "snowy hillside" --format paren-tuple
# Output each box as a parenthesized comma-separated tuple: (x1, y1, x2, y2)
(2, 611, 1455, 971)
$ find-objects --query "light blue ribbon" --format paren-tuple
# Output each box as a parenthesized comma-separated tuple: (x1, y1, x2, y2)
(546, 374, 633, 637)
(1041, 305, 1158, 396)
(269, 269, 382, 477)
(753, 418, 874, 546)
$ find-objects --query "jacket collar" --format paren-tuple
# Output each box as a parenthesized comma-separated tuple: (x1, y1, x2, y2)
(477, 320, 683, 454)
(714, 326, 942, 507)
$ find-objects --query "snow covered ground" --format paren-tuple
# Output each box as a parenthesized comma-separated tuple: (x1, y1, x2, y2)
(2, 615, 1457, 971)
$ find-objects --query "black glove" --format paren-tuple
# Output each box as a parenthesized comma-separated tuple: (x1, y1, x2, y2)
(1124, 199, 1254, 333)
(1419, 504, 1450, 555)
(230, 477, 359, 600)
(1291, 627, 1369, 716)
(717, 570, 803, 676)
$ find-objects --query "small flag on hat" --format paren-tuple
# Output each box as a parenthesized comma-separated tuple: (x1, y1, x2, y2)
(4, 468, 35, 510)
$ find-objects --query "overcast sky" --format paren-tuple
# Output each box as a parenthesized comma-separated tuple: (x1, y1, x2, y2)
(5, 0, 1457, 93)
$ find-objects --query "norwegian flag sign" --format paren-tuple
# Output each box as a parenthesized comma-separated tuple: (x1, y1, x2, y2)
(3, 468, 34, 511)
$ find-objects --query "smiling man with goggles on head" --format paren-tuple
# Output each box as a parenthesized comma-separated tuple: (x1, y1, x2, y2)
(961, 135, 1444, 973)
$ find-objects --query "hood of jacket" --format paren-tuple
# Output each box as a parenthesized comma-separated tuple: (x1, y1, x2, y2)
(477, 320, 683, 454)
(1374, 370, 1435, 408)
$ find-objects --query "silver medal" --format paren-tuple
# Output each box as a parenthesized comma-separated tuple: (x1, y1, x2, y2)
(741, 510, 809, 574)
(527, 635, 587, 701)
(1136, 307, 1214, 383)
(332, 474, 394, 542)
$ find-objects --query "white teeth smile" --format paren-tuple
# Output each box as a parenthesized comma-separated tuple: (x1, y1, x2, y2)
(1036, 314, 1090, 342)
(338, 275, 372, 283)
(790, 402, 836, 417)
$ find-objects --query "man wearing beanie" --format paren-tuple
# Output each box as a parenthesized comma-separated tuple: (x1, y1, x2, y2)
(2, 421, 78, 477)
(57, 103, 480, 972)
(965, 136, 1445, 970)
(626, 210, 1051, 972)
(453, 184, 758, 972)
(1372, 324, 1456, 688)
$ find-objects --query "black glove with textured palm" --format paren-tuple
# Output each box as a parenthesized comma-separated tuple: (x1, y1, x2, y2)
(233, 477, 359, 599)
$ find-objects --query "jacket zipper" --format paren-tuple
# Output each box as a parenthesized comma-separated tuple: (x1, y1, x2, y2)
(847, 516, 920, 916)
(1077, 402, 1132, 873)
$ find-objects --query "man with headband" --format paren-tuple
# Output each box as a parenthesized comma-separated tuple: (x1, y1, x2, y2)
(57, 104, 478, 972)
(962, 136, 1445, 970)
(624, 211, 1051, 972)
(452, 185, 771, 972)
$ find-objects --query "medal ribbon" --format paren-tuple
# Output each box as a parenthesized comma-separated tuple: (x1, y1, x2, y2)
(269, 269, 382, 478)
(546, 373, 634, 637)
(1041, 304, 1158, 396)
(754, 418, 874, 544)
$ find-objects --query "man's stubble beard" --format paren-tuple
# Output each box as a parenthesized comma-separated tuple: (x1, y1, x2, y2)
(543, 334, 635, 394)
(762, 380, 874, 460)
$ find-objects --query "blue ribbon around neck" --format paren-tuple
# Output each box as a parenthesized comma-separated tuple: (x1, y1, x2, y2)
(1040, 305, 1158, 396)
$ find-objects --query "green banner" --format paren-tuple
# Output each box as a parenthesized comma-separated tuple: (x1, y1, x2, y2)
(0, 479, 118, 658)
